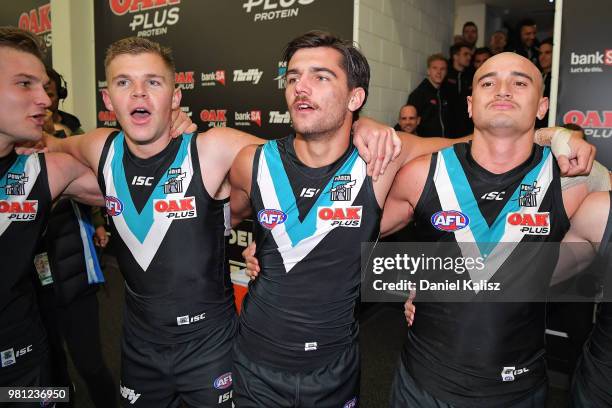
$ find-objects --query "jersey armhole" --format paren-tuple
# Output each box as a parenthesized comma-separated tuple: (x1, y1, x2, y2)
(96, 130, 120, 193)
(552, 160, 571, 234)
(37, 153, 52, 207)
(599, 191, 612, 256)
(413, 152, 438, 217)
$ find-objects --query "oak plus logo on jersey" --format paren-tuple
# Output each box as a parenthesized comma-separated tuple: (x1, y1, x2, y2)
(317, 206, 362, 228)
(269, 110, 291, 124)
(200, 109, 227, 128)
(0, 200, 38, 221)
(105, 196, 124, 217)
(109, 0, 180, 38)
(98, 110, 117, 127)
(258, 209, 287, 229)
(233, 68, 263, 85)
(234, 110, 262, 127)
(201, 70, 226, 87)
(175, 71, 194, 90)
(330, 174, 356, 201)
(242, 0, 316, 22)
(154, 197, 197, 220)
(431, 210, 469, 232)
(569, 48, 612, 74)
(507, 212, 550, 235)
(563, 110, 612, 139)
(120, 383, 141, 405)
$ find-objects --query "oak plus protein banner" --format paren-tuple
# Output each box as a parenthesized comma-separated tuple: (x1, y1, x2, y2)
(556, 0, 612, 168)
(0, 1, 52, 64)
(94, 0, 353, 274)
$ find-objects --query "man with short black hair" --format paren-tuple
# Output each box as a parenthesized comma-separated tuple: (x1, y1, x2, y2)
(473, 47, 492, 69)
(445, 43, 474, 138)
(394, 104, 421, 134)
(514, 19, 540, 66)
(462, 21, 478, 51)
(535, 37, 553, 128)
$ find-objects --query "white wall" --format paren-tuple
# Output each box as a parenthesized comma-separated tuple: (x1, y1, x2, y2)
(356, 0, 454, 126)
(453, 3, 485, 47)
(50, 0, 96, 131)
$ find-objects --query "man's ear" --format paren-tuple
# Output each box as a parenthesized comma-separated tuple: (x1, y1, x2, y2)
(348, 87, 366, 112)
(101, 88, 114, 112)
(536, 96, 549, 120)
(467, 95, 473, 118)
(171, 87, 182, 110)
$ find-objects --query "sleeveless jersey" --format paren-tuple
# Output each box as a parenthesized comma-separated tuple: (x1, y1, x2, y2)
(403, 143, 570, 407)
(0, 152, 51, 370)
(98, 132, 234, 344)
(237, 134, 380, 371)
(577, 190, 612, 405)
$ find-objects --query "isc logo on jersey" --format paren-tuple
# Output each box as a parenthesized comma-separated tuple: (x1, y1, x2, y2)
(431, 210, 469, 231)
(153, 197, 197, 220)
(507, 212, 550, 235)
(0, 200, 37, 221)
(258, 209, 287, 229)
(317, 206, 362, 228)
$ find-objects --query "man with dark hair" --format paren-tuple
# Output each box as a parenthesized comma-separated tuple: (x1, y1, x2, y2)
(462, 21, 478, 51)
(535, 37, 553, 128)
(445, 42, 474, 138)
(229, 30, 476, 407)
(473, 47, 492, 69)
(44, 67, 84, 135)
(490, 30, 508, 55)
(408, 53, 449, 137)
(394, 104, 421, 134)
(514, 19, 540, 66)
(0, 26, 103, 406)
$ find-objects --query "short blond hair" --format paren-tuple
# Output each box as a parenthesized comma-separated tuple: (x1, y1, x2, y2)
(104, 37, 175, 75)
(427, 53, 447, 68)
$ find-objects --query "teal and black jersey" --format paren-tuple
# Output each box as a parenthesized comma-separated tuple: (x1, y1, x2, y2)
(0, 152, 51, 371)
(98, 132, 234, 344)
(403, 143, 570, 407)
(237, 134, 381, 371)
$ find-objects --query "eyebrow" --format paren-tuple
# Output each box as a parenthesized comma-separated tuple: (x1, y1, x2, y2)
(285, 66, 338, 78)
(14, 73, 41, 82)
(477, 71, 534, 83)
(111, 73, 166, 81)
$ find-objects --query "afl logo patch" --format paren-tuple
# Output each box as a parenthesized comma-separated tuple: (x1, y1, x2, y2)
(258, 209, 287, 229)
(431, 210, 469, 232)
(213, 372, 232, 390)
(105, 196, 124, 216)
(343, 397, 357, 408)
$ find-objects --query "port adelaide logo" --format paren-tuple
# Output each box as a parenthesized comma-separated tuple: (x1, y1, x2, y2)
(330, 174, 356, 201)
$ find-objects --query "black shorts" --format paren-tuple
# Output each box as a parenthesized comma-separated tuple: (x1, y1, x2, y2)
(389, 356, 547, 408)
(120, 316, 237, 408)
(0, 350, 52, 408)
(232, 341, 359, 408)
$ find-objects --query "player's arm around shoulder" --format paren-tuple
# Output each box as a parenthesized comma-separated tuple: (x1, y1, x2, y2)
(196, 127, 264, 199)
(229, 144, 258, 227)
(46, 127, 115, 174)
(397, 131, 470, 166)
(45, 152, 104, 206)
(378, 154, 432, 237)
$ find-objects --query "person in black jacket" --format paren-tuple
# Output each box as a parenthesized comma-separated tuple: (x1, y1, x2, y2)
(445, 42, 474, 138)
(535, 38, 553, 128)
(407, 53, 449, 137)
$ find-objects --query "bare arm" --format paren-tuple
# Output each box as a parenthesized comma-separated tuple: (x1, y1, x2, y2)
(45, 127, 115, 174)
(229, 145, 258, 227)
(46, 152, 104, 206)
(398, 132, 470, 165)
(551, 191, 610, 285)
(379, 154, 431, 236)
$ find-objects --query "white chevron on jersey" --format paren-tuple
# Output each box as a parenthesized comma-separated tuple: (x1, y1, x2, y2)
(257, 152, 366, 273)
(434, 151, 553, 289)
(0, 154, 41, 236)
(102, 140, 194, 271)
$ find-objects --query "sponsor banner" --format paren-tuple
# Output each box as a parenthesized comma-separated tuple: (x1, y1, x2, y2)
(361, 242, 612, 303)
(557, 0, 612, 167)
(93, 0, 353, 271)
(0, 1, 52, 63)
